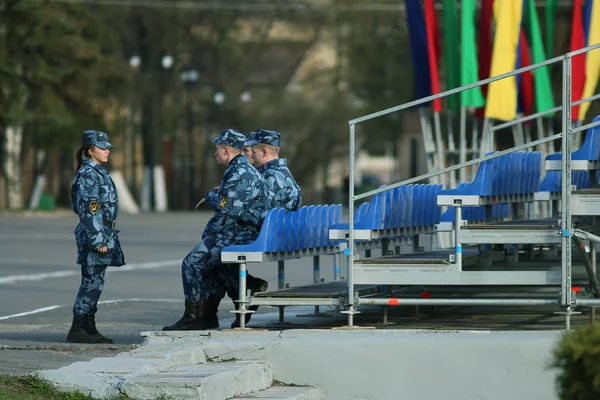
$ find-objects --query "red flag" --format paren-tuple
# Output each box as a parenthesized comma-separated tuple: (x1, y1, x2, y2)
(519, 30, 534, 124)
(570, 0, 586, 121)
(424, 0, 442, 112)
(474, 0, 494, 118)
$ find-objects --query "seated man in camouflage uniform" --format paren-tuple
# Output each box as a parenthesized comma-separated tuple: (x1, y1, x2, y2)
(163, 129, 269, 331)
(228, 128, 303, 328)
(247, 129, 302, 211)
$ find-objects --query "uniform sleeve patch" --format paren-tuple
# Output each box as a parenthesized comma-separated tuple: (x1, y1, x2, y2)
(89, 200, 99, 214)
(218, 197, 228, 209)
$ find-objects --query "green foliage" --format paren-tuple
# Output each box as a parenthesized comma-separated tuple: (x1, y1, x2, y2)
(0, 374, 129, 399)
(550, 324, 600, 399)
(0, 1, 127, 147)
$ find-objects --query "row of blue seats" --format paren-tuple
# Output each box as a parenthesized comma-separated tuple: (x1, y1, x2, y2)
(330, 184, 443, 232)
(438, 151, 542, 198)
(224, 204, 342, 254)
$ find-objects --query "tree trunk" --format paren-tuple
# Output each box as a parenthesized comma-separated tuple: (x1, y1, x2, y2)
(4, 125, 23, 209)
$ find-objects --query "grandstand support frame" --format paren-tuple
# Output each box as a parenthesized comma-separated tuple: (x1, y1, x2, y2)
(346, 42, 600, 329)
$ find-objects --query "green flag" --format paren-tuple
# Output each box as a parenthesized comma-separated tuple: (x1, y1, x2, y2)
(546, 0, 558, 57)
(525, 0, 555, 116)
(443, 0, 460, 113)
(460, 0, 485, 107)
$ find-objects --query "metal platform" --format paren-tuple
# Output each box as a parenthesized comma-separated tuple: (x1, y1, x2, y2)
(250, 282, 381, 307)
(572, 188, 600, 216)
(461, 219, 562, 244)
(546, 159, 600, 171)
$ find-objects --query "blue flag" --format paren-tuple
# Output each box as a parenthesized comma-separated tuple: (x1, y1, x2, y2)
(404, 0, 431, 106)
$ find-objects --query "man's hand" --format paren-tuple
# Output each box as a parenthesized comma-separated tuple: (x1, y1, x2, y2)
(213, 185, 220, 191)
(194, 198, 206, 210)
(97, 246, 108, 253)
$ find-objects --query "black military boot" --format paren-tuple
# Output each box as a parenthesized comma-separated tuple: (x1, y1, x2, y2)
(203, 296, 221, 329)
(230, 277, 269, 329)
(83, 314, 114, 344)
(67, 315, 99, 344)
(162, 300, 207, 331)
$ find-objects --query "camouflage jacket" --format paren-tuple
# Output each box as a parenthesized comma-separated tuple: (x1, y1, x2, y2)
(71, 158, 125, 266)
(203, 154, 269, 244)
(258, 158, 302, 211)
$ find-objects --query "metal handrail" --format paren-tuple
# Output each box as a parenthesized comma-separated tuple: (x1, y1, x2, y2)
(349, 54, 564, 125)
(490, 93, 600, 132)
(343, 41, 600, 328)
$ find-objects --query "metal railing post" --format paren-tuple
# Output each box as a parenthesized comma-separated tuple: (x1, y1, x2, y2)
(560, 55, 573, 329)
(347, 122, 356, 327)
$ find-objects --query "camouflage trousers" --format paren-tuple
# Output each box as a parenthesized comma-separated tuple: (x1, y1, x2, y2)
(182, 235, 234, 301)
(73, 264, 107, 315)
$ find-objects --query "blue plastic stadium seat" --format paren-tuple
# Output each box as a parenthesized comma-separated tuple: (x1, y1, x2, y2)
(439, 151, 541, 198)
(540, 116, 600, 193)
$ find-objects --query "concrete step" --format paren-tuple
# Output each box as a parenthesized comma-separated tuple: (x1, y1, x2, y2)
(234, 385, 325, 399)
(39, 343, 209, 398)
(39, 356, 165, 399)
(116, 341, 208, 366)
(122, 361, 273, 400)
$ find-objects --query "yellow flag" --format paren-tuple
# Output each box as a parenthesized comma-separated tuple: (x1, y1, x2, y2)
(485, 1, 524, 121)
(578, 1, 600, 122)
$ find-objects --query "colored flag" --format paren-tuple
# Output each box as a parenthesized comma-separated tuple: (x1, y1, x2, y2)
(517, 31, 534, 121)
(443, 0, 460, 113)
(546, 0, 559, 58)
(524, 0, 555, 115)
(404, 0, 432, 106)
(460, 0, 486, 108)
(578, 0, 600, 121)
(485, 0, 524, 121)
(474, 0, 494, 118)
(570, 0, 586, 122)
(584, 0, 594, 44)
(424, 0, 442, 112)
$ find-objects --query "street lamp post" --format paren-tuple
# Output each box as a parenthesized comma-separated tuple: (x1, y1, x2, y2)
(180, 69, 199, 208)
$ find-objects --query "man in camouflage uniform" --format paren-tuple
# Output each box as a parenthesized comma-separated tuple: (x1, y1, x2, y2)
(242, 131, 255, 165)
(68, 130, 125, 344)
(163, 129, 269, 331)
(248, 129, 302, 211)
(227, 128, 302, 328)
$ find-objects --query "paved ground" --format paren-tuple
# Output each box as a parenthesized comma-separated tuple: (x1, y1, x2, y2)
(0, 210, 594, 376)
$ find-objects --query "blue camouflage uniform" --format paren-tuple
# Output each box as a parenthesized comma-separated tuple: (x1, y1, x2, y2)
(70, 130, 124, 315)
(181, 130, 269, 302)
(217, 129, 302, 310)
(246, 129, 302, 211)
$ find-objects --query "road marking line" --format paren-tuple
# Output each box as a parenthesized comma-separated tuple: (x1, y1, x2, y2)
(0, 298, 181, 320)
(0, 305, 61, 321)
(98, 298, 181, 305)
(0, 259, 181, 285)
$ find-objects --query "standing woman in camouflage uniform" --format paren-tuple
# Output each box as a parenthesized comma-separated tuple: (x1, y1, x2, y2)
(67, 130, 125, 344)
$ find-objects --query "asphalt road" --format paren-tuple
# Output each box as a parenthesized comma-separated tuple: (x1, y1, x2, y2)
(0, 210, 594, 376)
(0, 210, 344, 375)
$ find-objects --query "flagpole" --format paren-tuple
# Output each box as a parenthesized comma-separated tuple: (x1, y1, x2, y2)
(480, 117, 491, 158)
(471, 117, 480, 180)
(536, 116, 548, 218)
(447, 111, 457, 188)
(524, 123, 533, 150)
(459, 107, 468, 183)
(419, 108, 438, 184)
(433, 110, 446, 186)
(547, 118, 556, 154)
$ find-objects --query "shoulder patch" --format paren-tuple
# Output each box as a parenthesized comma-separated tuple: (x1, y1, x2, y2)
(89, 200, 99, 214)
(218, 196, 228, 209)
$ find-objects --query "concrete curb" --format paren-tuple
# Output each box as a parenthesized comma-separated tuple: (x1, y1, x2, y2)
(122, 361, 273, 400)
